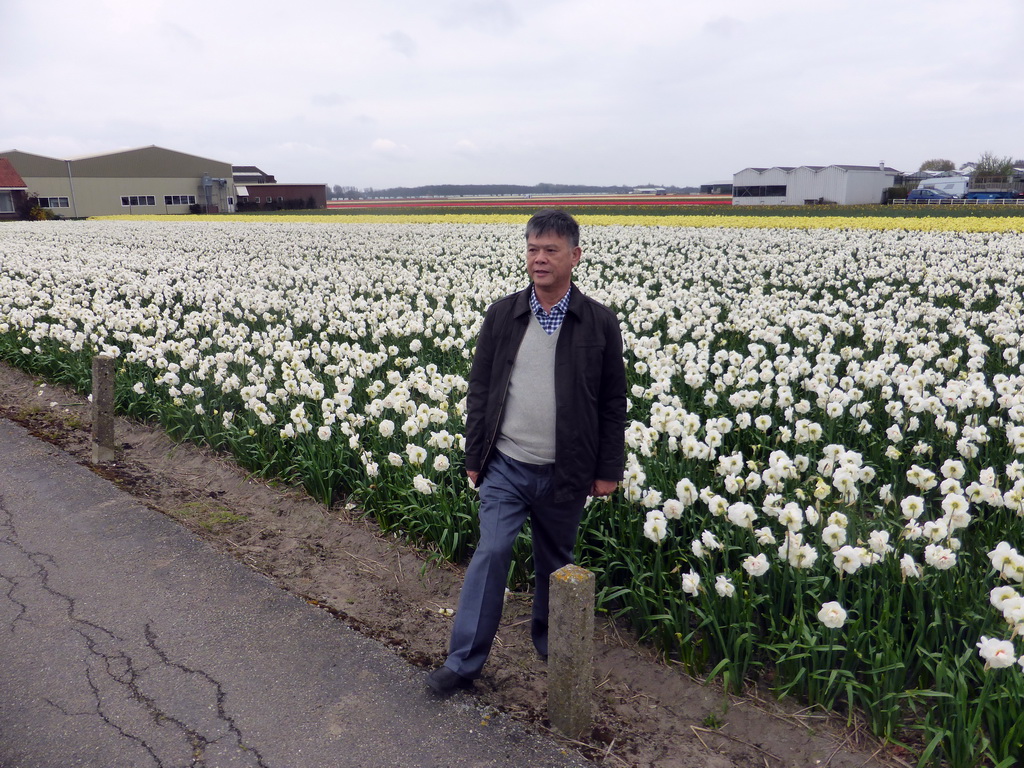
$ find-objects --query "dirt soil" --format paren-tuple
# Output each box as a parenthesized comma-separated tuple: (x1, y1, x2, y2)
(0, 361, 913, 768)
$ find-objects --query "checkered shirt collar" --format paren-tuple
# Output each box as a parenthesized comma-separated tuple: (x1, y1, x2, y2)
(529, 286, 571, 335)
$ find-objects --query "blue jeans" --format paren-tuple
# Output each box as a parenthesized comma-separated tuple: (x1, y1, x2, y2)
(444, 452, 588, 678)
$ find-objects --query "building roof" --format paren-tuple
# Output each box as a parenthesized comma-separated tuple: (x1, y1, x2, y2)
(233, 165, 277, 183)
(0, 158, 27, 189)
(65, 144, 230, 166)
(737, 164, 901, 175)
(835, 164, 901, 172)
(242, 182, 327, 188)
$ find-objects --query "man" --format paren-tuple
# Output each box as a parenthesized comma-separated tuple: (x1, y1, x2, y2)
(426, 209, 627, 696)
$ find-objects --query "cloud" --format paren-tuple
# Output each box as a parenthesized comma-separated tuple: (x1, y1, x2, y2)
(161, 22, 204, 53)
(703, 16, 744, 37)
(371, 138, 413, 160)
(311, 92, 349, 108)
(382, 30, 417, 57)
(454, 139, 481, 156)
(440, 1, 520, 35)
(3, 0, 1023, 188)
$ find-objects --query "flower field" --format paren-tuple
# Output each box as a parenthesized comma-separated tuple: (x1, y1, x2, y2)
(3, 218, 1024, 765)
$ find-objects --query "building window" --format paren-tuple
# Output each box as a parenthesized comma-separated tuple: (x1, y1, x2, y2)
(0, 191, 13, 213)
(121, 195, 156, 207)
(39, 197, 70, 208)
(733, 185, 787, 198)
(163, 195, 197, 205)
(252, 197, 260, 203)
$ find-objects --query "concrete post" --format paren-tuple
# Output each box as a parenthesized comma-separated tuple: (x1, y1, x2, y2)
(91, 355, 116, 464)
(547, 564, 594, 740)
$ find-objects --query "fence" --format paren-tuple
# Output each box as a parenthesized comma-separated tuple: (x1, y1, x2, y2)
(893, 199, 1024, 206)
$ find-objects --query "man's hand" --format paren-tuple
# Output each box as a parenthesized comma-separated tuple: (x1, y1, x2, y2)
(467, 470, 480, 488)
(590, 479, 618, 497)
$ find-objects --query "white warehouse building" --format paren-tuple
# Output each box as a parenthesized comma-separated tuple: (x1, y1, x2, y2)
(732, 164, 900, 206)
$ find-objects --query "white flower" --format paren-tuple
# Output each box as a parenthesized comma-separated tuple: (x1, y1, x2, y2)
(641, 488, 664, 509)
(924, 543, 957, 570)
(754, 527, 776, 546)
(868, 530, 893, 556)
(941, 493, 970, 518)
(818, 601, 848, 629)
(833, 545, 867, 575)
(643, 510, 668, 543)
(705, 494, 729, 516)
(941, 459, 966, 480)
(701, 530, 724, 551)
(742, 553, 770, 578)
(714, 574, 736, 598)
(923, 519, 949, 542)
(778, 503, 804, 531)
(378, 419, 395, 437)
(900, 496, 925, 520)
(977, 636, 1017, 669)
(988, 542, 1024, 582)
(1002, 597, 1024, 633)
(412, 474, 435, 494)
(906, 464, 938, 491)
(405, 443, 427, 465)
(662, 499, 684, 520)
(681, 570, 701, 596)
(821, 524, 847, 550)
(317, 425, 332, 441)
(990, 585, 1019, 609)
(900, 554, 922, 580)
(675, 478, 698, 506)
(726, 502, 757, 529)
(432, 453, 450, 472)
(790, 542, 818, 569)
(827, 511, 848, 528)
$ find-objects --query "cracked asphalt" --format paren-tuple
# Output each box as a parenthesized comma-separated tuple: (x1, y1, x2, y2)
(0, 418, 589, 768)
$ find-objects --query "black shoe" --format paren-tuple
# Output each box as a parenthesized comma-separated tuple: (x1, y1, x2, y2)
(426, 666, 472, 696)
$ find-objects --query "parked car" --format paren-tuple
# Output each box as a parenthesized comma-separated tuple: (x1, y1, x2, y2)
(907, 188, 956, 201)
(918, 175, 970, 197)
(966, 190, 1024, 200)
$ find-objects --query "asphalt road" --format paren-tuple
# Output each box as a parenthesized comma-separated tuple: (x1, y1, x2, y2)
(0, 418, 589, 768)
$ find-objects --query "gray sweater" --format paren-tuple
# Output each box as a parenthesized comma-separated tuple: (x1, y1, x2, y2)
(494, 318, 559, 464)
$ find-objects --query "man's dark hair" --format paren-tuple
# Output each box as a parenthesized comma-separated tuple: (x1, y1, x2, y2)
(525, 209, 580, 249)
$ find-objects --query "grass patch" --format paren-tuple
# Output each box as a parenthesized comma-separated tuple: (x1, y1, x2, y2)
(173, 501, 247, 531)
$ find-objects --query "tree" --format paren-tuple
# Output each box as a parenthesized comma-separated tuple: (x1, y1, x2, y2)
(919, 158, 956, 172)
(973, 151, 1015, 177)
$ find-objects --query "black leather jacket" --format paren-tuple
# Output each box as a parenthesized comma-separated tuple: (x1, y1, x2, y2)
(464, 284, 627, 502)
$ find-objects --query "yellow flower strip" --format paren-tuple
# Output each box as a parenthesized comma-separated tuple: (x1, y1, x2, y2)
(93, 213, 1024, 233)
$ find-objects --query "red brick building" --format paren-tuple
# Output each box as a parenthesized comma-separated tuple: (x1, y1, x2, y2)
(236, 182, 327, 211)
(232, 165, 326, 211)
(0, 158, 28, 219)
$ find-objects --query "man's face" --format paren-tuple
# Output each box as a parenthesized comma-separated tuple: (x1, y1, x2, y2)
(526, 230, 581, 294)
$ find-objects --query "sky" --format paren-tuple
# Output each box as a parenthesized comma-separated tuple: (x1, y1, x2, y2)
(2, 0, 1022, 189)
